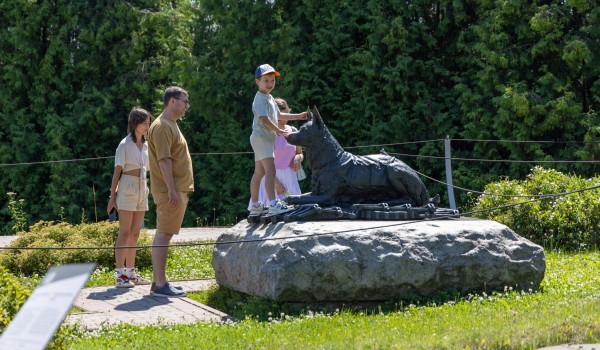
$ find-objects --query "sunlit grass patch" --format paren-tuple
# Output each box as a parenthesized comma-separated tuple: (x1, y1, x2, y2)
(69, 250, 600, 349)
(85, 241, 214, 287)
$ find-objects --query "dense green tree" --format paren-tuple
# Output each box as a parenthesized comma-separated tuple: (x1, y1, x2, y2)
(180, 0, 297, 224)
(1, 0, 599, 230)
(286, 1, 478, 202)
(453, 0, 600, 199)
(0, 0, 185, 232)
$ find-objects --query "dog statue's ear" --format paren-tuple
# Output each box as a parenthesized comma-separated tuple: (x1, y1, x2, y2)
(312, 106, 324, 129)
(306, 106, 313, 121)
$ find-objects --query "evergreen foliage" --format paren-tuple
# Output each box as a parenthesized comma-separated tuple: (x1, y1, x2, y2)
(1, 1, 599, 230)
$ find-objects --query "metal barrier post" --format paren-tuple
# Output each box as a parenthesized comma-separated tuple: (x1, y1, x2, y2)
(445, 136, 456, 209)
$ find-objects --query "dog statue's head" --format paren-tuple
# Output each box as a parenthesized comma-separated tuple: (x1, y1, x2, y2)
(286, 106, 326, 147)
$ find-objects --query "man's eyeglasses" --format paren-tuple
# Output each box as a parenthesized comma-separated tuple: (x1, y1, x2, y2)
(175, 97, 189, 105)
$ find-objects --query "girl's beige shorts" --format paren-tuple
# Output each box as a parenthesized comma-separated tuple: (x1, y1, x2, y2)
(116, 175, 148, 212)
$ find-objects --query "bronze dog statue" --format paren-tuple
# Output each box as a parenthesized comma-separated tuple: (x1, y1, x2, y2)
(285, 107, 439, 207)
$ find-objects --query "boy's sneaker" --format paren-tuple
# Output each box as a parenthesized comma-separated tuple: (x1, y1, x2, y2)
(249, 201, 268, 215)
(151, 282, 186, 298)
(116, 274, 134, 288)
(268, 200, 290, 215)
(129, 274, 151, 285)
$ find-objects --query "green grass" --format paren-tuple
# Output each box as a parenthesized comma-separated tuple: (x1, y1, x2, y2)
(84, 242, 215, 287)
(65, 247, 600, 349)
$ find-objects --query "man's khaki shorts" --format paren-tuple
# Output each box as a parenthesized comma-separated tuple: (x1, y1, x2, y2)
(116, 175, 148, 212)
(152, 191, 189, 235)
(250, 134, 274, 161)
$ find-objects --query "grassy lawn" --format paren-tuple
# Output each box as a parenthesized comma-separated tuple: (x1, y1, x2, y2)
(83, 243, 216, 287)
(66, 246, 600, 349)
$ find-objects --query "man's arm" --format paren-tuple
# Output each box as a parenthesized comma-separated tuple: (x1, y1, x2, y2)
(158, 158, 180, 208)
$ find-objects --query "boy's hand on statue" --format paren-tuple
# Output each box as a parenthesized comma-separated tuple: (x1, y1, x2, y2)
(299, 112, 308, 120)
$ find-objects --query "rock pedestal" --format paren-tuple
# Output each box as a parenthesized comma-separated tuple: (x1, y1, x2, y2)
(212, 218, 545, 301)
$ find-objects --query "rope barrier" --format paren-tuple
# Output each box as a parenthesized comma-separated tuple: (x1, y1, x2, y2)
(345, 139, 445, 149)
(0, 141, 435, 167)
(0, 222, 431, 251)
(414, 169, 600, 198)
(0, 136, 598, 251)
(0, 138, 597, 167)
(1, 181, 597, 252)
(0, 156, 115, 167)
(386, 152, 600, 164)
(451, 138, 598, 144)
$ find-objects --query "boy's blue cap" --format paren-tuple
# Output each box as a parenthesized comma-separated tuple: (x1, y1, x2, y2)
(255, 64, 280, 79)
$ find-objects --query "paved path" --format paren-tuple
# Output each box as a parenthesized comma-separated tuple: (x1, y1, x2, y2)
(0, 235, 18, 247)
(147, 226, 229, 242)
(1, 227, 233, 330)
(0, 226, 230, 247)
(65, 279, 232, 329)
(68, 227, 232, 329)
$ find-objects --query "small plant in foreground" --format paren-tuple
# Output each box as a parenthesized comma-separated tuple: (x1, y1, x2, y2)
(6, 191, 27, 234)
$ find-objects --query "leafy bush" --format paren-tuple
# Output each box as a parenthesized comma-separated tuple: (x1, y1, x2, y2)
(0, 221, 152, 276)
(0, 266, 79, 349)
(0, 266, 30, 332)
(472, 166, 600, 250)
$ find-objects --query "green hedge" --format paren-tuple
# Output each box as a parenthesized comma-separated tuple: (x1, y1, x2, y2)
(0, 221, 153, 276)
(0, 266, 77, 349)
(472, 166, 600, 250)
(1, 1, 600, 231)
(0, 266, 30, 333)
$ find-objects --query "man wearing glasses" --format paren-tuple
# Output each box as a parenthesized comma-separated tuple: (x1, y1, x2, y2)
(148, 86, 193, 297)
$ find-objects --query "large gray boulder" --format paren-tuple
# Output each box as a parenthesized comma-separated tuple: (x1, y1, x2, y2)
(212, 218, 545, 301)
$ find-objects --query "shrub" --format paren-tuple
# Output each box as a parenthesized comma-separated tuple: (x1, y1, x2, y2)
(472, 166, 600, 250)
(0, 266, 78, 349)
(0, 266, 30, 332)
(0, 221, 153, 276)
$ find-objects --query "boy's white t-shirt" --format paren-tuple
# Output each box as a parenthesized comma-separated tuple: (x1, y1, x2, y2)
(251, 91, 278, 142)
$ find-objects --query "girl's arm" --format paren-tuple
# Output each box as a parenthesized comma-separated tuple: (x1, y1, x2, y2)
(292, 146, 303, 172)
(278, 111, 308, 121)
(107, 165, 122, 214)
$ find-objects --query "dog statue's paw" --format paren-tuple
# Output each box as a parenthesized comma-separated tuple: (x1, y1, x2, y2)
(285, 195, 301, 205)
(429, 194, 440, 207)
